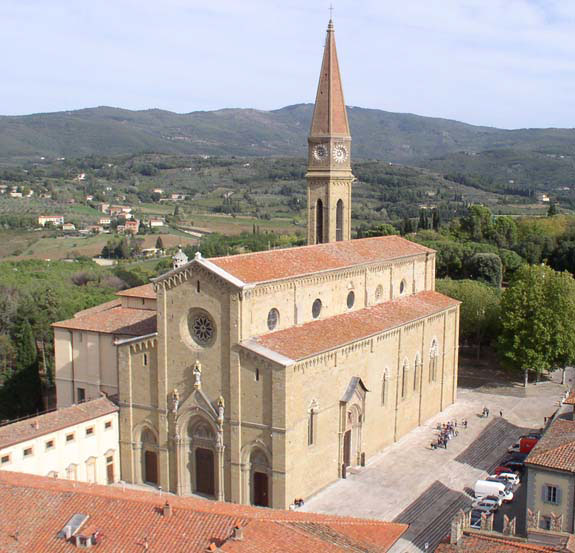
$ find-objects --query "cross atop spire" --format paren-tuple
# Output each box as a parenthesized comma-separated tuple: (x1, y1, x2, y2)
(309, 17, 350, 137)
(329, 4, 334, 20)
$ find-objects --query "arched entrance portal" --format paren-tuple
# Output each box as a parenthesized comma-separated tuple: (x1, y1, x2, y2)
(141, 428, 158, 485)
(343, 405, 362, 467)
(195, 448, 215, 496)
(316, 199, 324, 244)
(188, 419, 217, 497)
(250, 448, 271, 507)
(339, 377, 368, 475)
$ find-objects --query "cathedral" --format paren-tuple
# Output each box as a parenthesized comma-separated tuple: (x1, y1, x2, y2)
(53, 20, 460, 509)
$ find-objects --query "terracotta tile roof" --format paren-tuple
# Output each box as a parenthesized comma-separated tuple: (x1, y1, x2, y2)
(0, 471, 407, 553)
(73, 298, 122, 318)
(436, 532, 560, 552)
(0, 397, 117, 449)
(209, 236, 433, 285)
(564, 389, 575, 405)
(52, 306, 156, 336)
(116, 283, 157, 299)
(242, 290, 459, 363)
(526, 418, 575, 472)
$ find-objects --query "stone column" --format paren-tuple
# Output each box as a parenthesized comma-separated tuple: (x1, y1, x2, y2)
(216, 396, 226, 502)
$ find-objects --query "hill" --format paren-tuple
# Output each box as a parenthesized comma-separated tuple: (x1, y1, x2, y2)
(2, 104, 575, 165)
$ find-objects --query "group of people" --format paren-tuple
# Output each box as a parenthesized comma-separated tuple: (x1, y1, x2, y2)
(431, 419, 467, 450)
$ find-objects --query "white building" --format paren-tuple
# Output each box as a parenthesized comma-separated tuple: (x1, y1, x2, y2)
(0, 397, 119, 484)
(38, 215, 65, 227)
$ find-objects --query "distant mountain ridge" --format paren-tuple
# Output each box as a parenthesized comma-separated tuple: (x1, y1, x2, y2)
(1, 103, 575, 163)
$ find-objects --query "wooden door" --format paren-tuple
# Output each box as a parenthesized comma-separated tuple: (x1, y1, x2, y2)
(144, 451, 158, 484)
(195, 448, 215, 496)
(106, 458, 114, 484)
(253, 472, 269, 507)
(343, 430, 351, 467)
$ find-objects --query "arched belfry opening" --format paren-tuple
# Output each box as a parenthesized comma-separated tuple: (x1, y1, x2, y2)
(336, 199, 344, 241)
(316, 199, 324, 244)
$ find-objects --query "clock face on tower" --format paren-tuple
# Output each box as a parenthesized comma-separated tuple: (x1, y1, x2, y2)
(333, 144, 348, 163)
(313, 144, 328, 161)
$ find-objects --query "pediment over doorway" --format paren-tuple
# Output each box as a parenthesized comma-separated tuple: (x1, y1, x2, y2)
(177, 387, 219, 422)
(340, 376, 369, 404)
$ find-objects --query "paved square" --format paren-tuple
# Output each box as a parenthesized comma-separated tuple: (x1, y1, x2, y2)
(300, 367, 569, 552)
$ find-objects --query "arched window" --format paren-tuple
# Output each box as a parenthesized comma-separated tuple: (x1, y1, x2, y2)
(308, 400, 319, 446)
(414, 353, 421, 391)
(382, 370, 389, 406)
(316, 199, 324, 244)
(430, 340, 439, 382)
(336, 199, 344, 241)
(401, 360, 408, 398)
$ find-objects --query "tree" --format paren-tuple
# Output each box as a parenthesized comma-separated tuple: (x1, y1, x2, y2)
(155, 236, 164, 251)
(432, 209, 441, 231)
(437, 279, 500, 358)
(465, 253, 503, 288)
(548, 202, 558, 217)
(498, 265, 575, 386)
(0, 319, 43, 419)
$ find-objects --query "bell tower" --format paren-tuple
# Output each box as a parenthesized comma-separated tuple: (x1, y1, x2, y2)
(307, 19, 354, 245)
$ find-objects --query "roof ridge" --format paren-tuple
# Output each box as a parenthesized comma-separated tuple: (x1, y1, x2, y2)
(210, 235, 412, 264)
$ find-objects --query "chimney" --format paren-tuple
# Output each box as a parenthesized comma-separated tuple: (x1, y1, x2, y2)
(162, 502, 172, 518)
(232, 525, 244, 541)
(207, 542, 218, 552)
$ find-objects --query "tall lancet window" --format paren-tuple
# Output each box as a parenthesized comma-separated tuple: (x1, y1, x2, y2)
(316, 199, 324, 244)
(336, 200, 344, 241)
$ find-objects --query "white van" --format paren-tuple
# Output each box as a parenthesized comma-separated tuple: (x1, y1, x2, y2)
(474, 480, 513, 502)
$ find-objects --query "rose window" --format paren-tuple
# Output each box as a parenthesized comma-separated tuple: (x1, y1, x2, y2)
(192, 314, 214, 345)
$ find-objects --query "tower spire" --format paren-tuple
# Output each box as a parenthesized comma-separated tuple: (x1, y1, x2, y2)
(309, 18, 350, 138)
(306, 20, 353, 245)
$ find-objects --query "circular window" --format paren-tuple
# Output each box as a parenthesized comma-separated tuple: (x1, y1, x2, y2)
(188, 310, 216, 346)
(400, 280, 406, 295)
(312, 299, 322, 319)
(267, 308, 279, 331)
(375, 285, 383, 301)
(347, 291, 355, 309)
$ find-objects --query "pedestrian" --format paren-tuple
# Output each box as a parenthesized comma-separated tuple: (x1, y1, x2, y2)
(486, 408, 490, 417)
(500, 410, 503, 417)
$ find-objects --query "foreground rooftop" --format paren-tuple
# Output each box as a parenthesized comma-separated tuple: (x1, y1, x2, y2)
(0, 471, 407, 553)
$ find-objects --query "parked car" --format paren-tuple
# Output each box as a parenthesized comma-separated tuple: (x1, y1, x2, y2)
(470, 509, 483, 529)
(474, 480, 513, 502)
(499, 459, 525, 473)
(496, 472, 520, 485)
(520, 432, 542, 440)
(472, 498, 499, 513)
(486, 476, 514, 490)
(518, 436, 539, 454)
(508, 442, 521, 453)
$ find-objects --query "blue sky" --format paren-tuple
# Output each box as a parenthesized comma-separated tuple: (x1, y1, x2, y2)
(1, 0, 575, 129)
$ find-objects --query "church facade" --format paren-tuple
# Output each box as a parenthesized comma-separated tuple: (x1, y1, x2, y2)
(53, 20, 460, 510)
